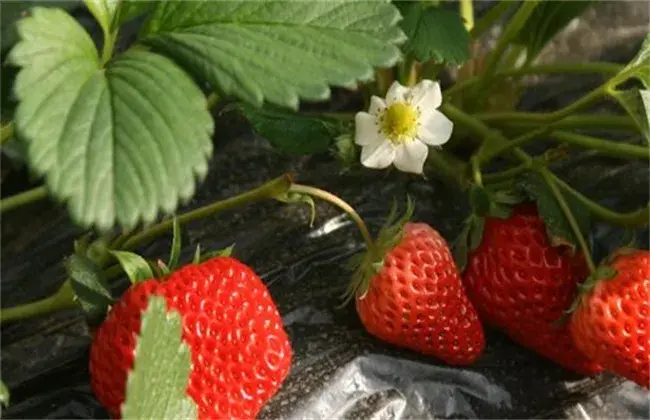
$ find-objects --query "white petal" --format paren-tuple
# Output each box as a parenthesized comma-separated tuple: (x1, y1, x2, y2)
(355, 112, 381, 146)
(409, 79, 442, 110)
(386, 81, 409, 104)
(360, 139, 396, 169)
(393, 140, 429, 174)
(417, 110, 454, 146)
(368, 96, 386, 115)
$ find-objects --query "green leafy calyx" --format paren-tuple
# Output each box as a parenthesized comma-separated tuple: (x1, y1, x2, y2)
(341, 196, 414, 306)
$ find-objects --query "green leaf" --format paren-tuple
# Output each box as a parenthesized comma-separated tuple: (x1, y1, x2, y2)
(84, 0, 119, 35)
(610, 89, 650, 143)
(110, 250, 155, 284)
(488, 202, 513, 219)
(513, 1, 592, 59)
(200, 244, 235, 262)
(113, 0, 153, 28)
(121, 296, 197, 420)
(398, 3, 469, 65)
(0, 1, 79, 52)
(241, 105, 342, 155)
(333, 133, 358, 171)
(168, 217, 181, 270)
(469, 185, 490, 216)
(0, 379, 9, 407)
(140, 0, 405, 109)
(517, 172, 590, 251)
(8, 8, 214, 231)
(276, 190, 317, 227)
(452, 219, 471, 272)
(66, 254, 114, 325)
(468, 216, 485, 252)
(192, 244, 202, 264)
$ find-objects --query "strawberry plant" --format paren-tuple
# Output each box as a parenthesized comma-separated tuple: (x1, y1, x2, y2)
(1, 0, 649, 418)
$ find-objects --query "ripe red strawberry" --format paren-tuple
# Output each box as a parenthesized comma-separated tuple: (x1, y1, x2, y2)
(462, 203, 602, 375)
(570, 250, 650, 388)
(352, 222, 485, 365)
(89, 256, 292, 419)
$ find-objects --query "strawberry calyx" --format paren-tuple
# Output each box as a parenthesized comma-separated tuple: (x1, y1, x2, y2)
(453, 184, 524, 272)
(340, 196, 414, 306)
(555, 258, 620, 325)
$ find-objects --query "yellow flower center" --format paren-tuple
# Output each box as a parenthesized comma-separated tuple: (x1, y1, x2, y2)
(379, 102, 418, 144)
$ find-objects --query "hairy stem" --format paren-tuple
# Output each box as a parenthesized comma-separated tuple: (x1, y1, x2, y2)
(101, 29, 118, 66)
(478, 113, 635, 130)
(1, 186, 49, 213)
(445, 62, 622, 98)
(289, 184, 375, 250)
(442, 103, 650, 227)
(470, 155, 483, 186)
(550, 131, 649, 161)
(473, 1, 540, 106)
(483, 163, 530, 183)
(0, 281, 76, 324)
(123, 174, 293, 251)
(539, 169, 597, 273)
(425, 149, 470, 189)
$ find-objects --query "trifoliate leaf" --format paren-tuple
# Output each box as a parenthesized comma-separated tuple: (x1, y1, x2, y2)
(0, 379, 9, 407)
(121, 296, 197, 420)
(513, 1, 593, 59)
(8, 8, 214, 231)
(241, 105, 343, 155)
(84, 0, 119, 35)
(66, 254, 114, 325)
(110, 250, 155, 284)
(168, 217, 181, 270)
(140, 0, 405, 109)
(517, 171, 591, 251)
(398, 2, 469, 65)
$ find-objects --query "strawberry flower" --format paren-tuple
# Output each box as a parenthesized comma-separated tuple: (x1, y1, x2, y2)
(354, 80, 453, 174)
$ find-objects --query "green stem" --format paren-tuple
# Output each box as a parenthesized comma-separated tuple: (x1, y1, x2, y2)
(288, 183, 375, 250)
(0, 281, 76, 323)
(471, 0, 512, 39)
(479, 113, 636, 130)
(539, 168, 597, 273)
(550, 131, 649, 161)
(551, 173, 650, 227)
(483, 163, 529, 183)
(442, 103, 650, 227)
(473, 0, 540, 106)
(1, 186, 49, 213)
(424, 149, 470, 189)
(479, 127, 549, 164)
(101, 29, 118, 66)
(122, 174, 293, 251)
(1, 122, 14, 145)
(445, 62, 622, 98)
(460, 0, 475, 32)
(470, 155, 483, 186)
